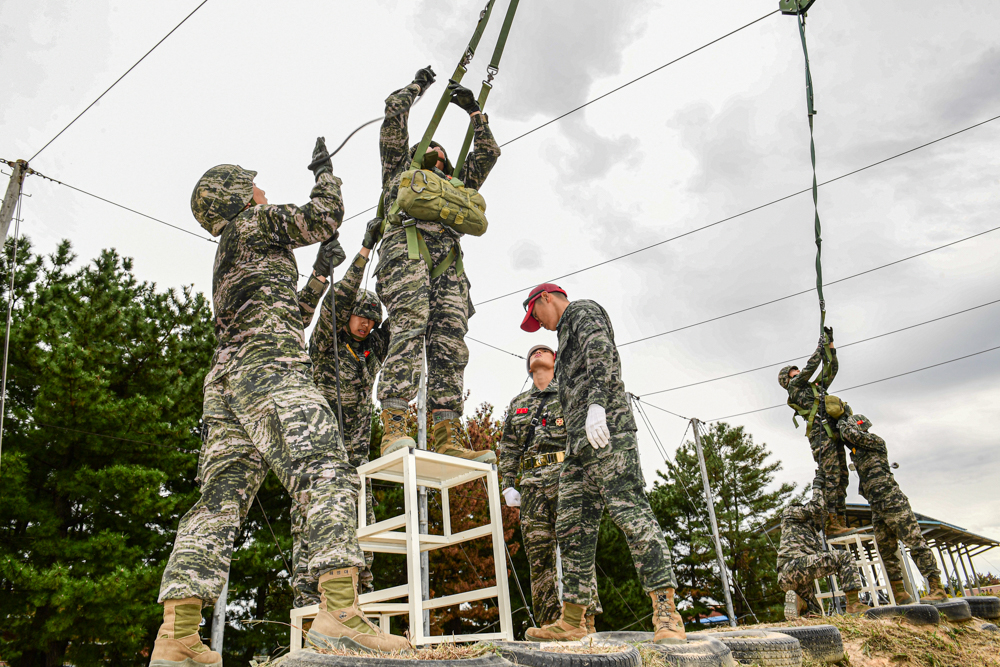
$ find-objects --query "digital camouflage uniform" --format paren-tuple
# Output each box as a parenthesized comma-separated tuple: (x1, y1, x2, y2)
(159, 170, 365, 603)
(776, 490, 861, 613)
(838, 415, 940, 583)
(784, 342, 848, 518)
(375, 83, 500, 412)
(499, 380, 602, 625)
(553, 300, 678, 608)
(290, 252, 391, 606)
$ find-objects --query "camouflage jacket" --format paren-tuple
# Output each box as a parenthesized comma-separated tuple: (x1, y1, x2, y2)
(776, 492, 826, 570)
(206, 173, 343, 384)
(376, 83, 501, 268)
(298, 252, 390, 414)
(498, 379, 568, 489)
(787, 343, 838, 436)
(838, 418, 902, 508)
(554, 299, 636, 438)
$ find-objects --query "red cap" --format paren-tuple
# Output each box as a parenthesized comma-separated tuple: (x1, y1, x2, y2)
(520, 283, 567, 332)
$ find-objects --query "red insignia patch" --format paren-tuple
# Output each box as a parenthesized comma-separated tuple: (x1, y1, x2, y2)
(516, 408, 529, 414)
(364, 350, 370, 357)
(555, 418, 564, 426)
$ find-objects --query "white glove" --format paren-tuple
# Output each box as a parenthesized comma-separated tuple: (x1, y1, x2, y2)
(585, 404, 610, 449)
(502, 487, 521, 507)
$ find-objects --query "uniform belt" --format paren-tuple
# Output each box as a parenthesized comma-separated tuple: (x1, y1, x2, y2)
(521, 451, 565, 470)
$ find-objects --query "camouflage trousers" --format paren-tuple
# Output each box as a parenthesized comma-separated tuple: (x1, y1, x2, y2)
(852, 450, 940, 582)
(556, 431, 678, 608)
(376, 229, 472, 412)
(778, 551, 861, 605)
(809, 428, 848, 518)
(291, 399, 376, 607)
(521, 468, 603, 625)
(159, 362, 364, 602)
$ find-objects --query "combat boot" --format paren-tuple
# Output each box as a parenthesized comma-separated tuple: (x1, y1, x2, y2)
(432, 416, 496, 464)
(380, 407, 415, 456)
(149, 598, 222, 667)
(920, 574, 948, 603)
(306, 567, 411, 653)
(586, 613, 596, 634)
(650, 589, 686, 644)
(824, 514, 853, 538)
(844, 589, 868, 615)
(525, 602, 588, 642)
(890, 580, 914, 605)
(784, 590, 806, 621)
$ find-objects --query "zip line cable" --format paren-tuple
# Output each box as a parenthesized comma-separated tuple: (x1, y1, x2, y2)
(29, 0, 211, 162)
(636, 297, 1000, 397)
(254, 496, 293, 584)
(473, 112, 1000, 307)
(497, 9, 780, 148)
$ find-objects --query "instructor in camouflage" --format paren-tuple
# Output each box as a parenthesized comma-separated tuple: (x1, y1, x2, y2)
(837, 410, 947, 603)
(153, 142, 409, 667)
(779, 330, 850, 536)
(777, 488, 866, 619)
(290, 238, 391, 607)
(519, 284, 684, 645)
(374, 67, 500, 462)
(498, 344, 603, 631)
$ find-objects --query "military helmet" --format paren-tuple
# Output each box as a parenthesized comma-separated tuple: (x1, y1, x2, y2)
(191, 164, 257, 236)
(852, 414, 872, 432)
(778, 365, 799, 389)
(352, 289, 382, 326)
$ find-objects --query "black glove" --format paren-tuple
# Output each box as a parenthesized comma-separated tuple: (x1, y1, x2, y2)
(313, 233, 346, 277)
(309, 137, 332, 180)
(362, 217, 384, 250)
(447, 80, 480, 114)
(413, 66, 436, 95)
(824, 326, 834, 343)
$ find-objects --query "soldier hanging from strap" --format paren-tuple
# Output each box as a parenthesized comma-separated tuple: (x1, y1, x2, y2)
(290, 231, 392, 612)
(836, 407, 948, 603)
(519, 284, 685, 645)
(372, 66, 501, 461)
(153, 141, 409, 667)
(778, 327, 851, 537)
(498, 344, 604, 633)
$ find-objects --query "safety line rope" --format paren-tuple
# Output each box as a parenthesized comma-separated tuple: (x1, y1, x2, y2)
(29, 0, 211, 162)
(255, 495, 293, 586)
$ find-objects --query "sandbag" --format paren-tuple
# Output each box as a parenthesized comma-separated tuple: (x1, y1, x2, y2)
(396, 168, 488, 236)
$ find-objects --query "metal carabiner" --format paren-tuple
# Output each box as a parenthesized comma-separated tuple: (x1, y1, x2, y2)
(410, 170, 429, 194)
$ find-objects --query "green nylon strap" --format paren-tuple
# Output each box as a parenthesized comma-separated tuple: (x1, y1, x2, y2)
(412, 0, 497, 169)
(453, 0, 521, 176)
(793, 9, 834, 372)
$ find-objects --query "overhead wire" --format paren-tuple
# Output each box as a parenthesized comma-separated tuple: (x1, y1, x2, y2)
(29, 0, 211, 162)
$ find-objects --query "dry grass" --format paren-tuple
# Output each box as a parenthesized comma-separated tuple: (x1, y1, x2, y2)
(536, 641, 630, 654)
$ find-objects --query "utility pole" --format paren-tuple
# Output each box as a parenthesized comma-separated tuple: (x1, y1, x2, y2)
(211, 571, 229, 654)
(1, 160, 27, 244)
(691, 418, 737, 627)
(416, 336, 430, 636)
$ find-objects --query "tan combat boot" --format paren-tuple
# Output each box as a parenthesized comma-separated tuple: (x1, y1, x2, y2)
(890, 580, 914, 605)
(586, 613, 596, 634)
(844, 589, 868, 615)
(651, 589, 686, 644)
(824, 514, 853, 538)
(921, 574, 948, 603)
(784, 589, 806, 621)
(432, 417, 496, 464)
(525, 602, 588, 642)
(149, 598, 222, 667)
(306, 567, 412, 653)
(380, 408, 415, 456)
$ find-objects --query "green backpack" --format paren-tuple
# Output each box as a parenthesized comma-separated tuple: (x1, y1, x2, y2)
(396, 168, 488, 237)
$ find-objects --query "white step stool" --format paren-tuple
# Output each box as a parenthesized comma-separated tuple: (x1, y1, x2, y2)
(290, 446, 513, 649)
(814, 532, 896, 613)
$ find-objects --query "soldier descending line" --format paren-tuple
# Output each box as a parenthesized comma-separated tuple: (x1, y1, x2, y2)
(498, 344, 603, 633)
(291, 236, 391, 609)
(777, 487, 867, 620)
(374, 66, 501, 461)
(778, 330, 851, 536)
(837, 410, 948, 603)
(153, 142, 410, 667)
(519, 284, 685, 645)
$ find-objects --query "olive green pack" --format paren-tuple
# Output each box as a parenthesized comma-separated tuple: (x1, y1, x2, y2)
(396, 168, 488, 237)
(824, 394, 845, 419)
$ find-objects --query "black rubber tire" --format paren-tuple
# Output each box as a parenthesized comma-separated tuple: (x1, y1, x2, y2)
(932, 599, 972, 622)
(758, 626, 844, 664)
(965, 596, 1000, 620)
(284, 649, 511, 667)
(589, 632, 736, 667)
(864, 603, 940, 625)
(494, 641, 640, 667)
(704, 631, 802, 667)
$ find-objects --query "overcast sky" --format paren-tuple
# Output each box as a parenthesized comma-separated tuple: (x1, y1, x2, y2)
(3, 0, 999, 577)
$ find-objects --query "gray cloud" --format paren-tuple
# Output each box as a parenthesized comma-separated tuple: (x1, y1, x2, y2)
(508, 238, 542, 270)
